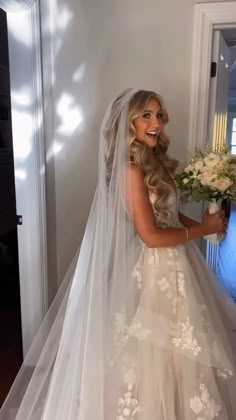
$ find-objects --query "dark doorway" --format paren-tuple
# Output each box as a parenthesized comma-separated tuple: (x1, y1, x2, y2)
(0, 8, 23, 407)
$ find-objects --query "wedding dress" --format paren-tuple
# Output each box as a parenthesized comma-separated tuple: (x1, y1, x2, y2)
(105, 187, 236, 419)
(1, 88, 236, 420)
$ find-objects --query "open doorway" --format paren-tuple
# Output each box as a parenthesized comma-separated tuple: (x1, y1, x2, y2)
(0, 9, 23, 405)
(201, 29, 236, 301)
(189, 2, 236, 302)
(0, 0, 48, 404)
(214, 29, 236, 301)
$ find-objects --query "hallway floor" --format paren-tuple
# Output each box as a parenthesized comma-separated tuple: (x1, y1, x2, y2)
(0, 306, 22, 407)
(0, 229, 23, 408)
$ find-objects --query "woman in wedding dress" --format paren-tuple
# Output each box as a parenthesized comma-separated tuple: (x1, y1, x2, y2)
(1, 88, 236, 419)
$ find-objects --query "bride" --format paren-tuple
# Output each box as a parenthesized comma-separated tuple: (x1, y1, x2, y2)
(1, 88, 236, 419)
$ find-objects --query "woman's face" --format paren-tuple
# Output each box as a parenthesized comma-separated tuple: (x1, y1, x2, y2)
(133, 97, 164, 148)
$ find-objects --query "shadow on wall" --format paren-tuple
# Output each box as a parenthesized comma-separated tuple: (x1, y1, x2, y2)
(8, 1, 91, 300)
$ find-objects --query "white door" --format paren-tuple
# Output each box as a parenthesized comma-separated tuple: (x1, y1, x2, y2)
(206, 30, 231, 272)
(0, 0, 48, 356)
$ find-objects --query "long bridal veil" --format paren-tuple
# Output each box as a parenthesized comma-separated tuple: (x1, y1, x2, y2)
(0, 88, 140, 419)
(1, 88, 236, 420)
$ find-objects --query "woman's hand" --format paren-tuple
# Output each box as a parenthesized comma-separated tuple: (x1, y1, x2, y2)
(202, 209, 227, 235)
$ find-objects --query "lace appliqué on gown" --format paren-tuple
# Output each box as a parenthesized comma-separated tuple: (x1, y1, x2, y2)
(108, 311, 151, 367)
(216, 368, 234, 380)
(156, 248, 187, 315)
(190, 383, 221, 419)
(132, 258, 143, 290)
(171, 316, 202, 356)
(117, 382, 140, 420)
(116, 364, 140, 419)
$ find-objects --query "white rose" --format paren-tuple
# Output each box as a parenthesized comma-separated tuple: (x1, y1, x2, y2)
(194, 160, 204, 171)
(210, 177, 233, 192)
(204, 152, 221, 167)
(199, 177, 213, 186)
(185, 163, 195, 173)
(216, 161, 226, 171)
(197, 170, 216, 186)
(197, 173, 205, 181)
(230, 164, 236, 175)
(199, 165, 211, 173)
(200, 179, 209, 186)
(197, 175, 207, 186)
(222, 154, 231, 161)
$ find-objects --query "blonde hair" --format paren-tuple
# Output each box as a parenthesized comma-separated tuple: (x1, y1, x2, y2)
(104, 89, 178, 217)
(128, 90, 178, 217)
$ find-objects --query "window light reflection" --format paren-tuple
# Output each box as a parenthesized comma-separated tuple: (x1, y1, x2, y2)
(15, 169, 27, 181)
(53, 141, 63, 155)
(56, 93, 83, 135)
(46, 141, 64, 161)
(73, 64, 86, 82)
(11, 91, 31, 107)
(56, 6, 73, 31)
(55, 39, 63, 55)
(12, 111, 33, 159)
(8, 10, 31, 47)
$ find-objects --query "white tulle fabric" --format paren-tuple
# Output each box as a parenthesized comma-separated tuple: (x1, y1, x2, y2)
(1, 89, 236, 419)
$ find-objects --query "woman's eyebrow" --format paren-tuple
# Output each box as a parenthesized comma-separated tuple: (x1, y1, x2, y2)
(143, 109, 161, 113)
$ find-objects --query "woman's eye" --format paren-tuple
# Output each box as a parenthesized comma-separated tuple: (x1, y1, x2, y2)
(157, 112, 163, 120)
(143, 113, 151, 119)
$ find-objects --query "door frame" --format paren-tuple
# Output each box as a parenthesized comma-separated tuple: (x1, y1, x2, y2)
(189, 2, 236, 265)
(189, 1, 236, 151)
(0, 0, 47, 355)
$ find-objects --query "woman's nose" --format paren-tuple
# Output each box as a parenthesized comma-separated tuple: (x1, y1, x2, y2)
(154, 117, 162, 128)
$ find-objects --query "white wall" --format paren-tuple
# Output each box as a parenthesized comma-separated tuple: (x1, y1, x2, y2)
(40, 0, 234, 299)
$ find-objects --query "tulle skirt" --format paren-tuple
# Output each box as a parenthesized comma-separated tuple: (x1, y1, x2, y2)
(104, 240, 236, 419)
(1, 241, 236, 419)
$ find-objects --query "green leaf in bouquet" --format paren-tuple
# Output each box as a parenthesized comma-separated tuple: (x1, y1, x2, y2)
(192, 179, 201, 190)
(200, 191, 211, 201)
(183, 179, 194, 187)
(191, 189, 204, 201)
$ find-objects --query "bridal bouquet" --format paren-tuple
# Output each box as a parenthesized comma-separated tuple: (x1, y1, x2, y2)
(175, 147, 236, 243)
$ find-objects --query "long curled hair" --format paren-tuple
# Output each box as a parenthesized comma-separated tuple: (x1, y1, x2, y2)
(104, 89, 178, 217)
(128, 90, 178, 217)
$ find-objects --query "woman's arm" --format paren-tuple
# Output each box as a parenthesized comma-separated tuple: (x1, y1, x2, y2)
(178, 212, 200, 227)
(126, 165, 225, 248)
